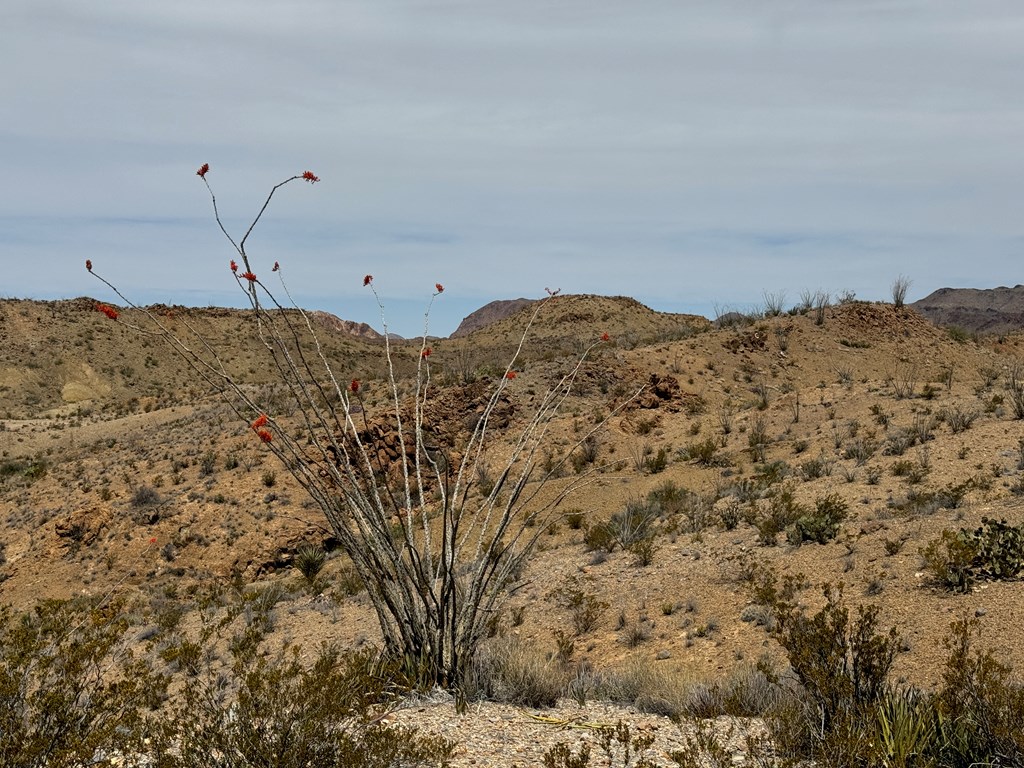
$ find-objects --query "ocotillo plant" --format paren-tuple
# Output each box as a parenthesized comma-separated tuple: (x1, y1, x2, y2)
(88, 164, 628, 687)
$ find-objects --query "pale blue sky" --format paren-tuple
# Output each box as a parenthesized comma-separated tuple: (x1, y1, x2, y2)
(2, 1, 1022, 336)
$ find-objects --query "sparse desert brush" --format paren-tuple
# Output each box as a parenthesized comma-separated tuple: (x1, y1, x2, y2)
(87, 164, 633, 690)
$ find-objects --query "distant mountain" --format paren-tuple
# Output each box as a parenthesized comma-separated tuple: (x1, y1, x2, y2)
(910, 286, 1024, 335)
(307, 310, 388, 340)
(451, 299, 535, 338)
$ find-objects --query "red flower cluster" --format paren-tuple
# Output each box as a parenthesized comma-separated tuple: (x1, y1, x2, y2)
(350, 379, 360, 393)
(421, 347, 432, 359)
(85, 259, 92, 271)
(230, 260, 238, 273)
(363, 275, 373, 287)
(256, 428, 273, 443)
(251, 413, 268, 429)
(95, 303, 119, 321)
(197, 163, 210, 179)
(601, 332, 610, 342)
(505, 371, 517, 380)
(302, 170, 320, 183)
(435, 283, 444, 294)
(241, 271, 257, 282)
(272, 261, 280, 272)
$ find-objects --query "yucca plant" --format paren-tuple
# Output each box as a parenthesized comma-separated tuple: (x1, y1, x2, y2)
(294, 542, 327, 585)
(875, 687, 939, 767)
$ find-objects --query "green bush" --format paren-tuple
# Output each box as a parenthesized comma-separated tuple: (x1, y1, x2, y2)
(0, 599, 166, 768)
(936, 617, 1024, 764)
(755, 485, 806, 546)
(155, 642, 452, 767)
(922, 518, 1024, 593)
(643, 446, 669, 474)
(770, 585, 900, 760)
(787, 493, 848, 545)
(679, 437, 724, 466)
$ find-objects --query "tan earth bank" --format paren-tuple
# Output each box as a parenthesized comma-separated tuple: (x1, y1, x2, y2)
(2, 293, 1024, 763)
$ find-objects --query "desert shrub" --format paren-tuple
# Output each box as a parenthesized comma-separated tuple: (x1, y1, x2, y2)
(0, 457, 48, 486)
(891, 459, 929, 484)
(744, 563, 808, 612)
(842, 438, 877, 466)
(679, 437, 723, 466)
(0, 599, 166, 768)
(680, 495, 714, 534)
(933, 478, 974, 510)
(935, 618, 1024, 764)
(911, 413, 936, 443)
(755, 485, 806, 546)
(1009, 364, 1024, 420)
(787, 493, 848, 545)
(574, 656, 694, 720)
(920, 530, 977, 593)
(583, 520, 618, 553)
(198, 449, 218, 476)
(942, 405, 978, 434)
(608, 497, 658, 549)
(570, 435, 600, 474)
(891, 275, 911, 308)
(643, 446, 669, 474)
(629, 537, 658, 567)
(564, 508, 586, 529)
(553, 585, 607, 636)
(646, 480, 689, 516)
(753, 459, 790, 489)
(335, 563, 366, 596)
(467, 637, 567, 707)
(763, 290, 787, 317)
(131, 483, 160, 507)
(89, 165, 635, 690)
(882, 431, 914, 456)
(155, 643, 453, 768)
(718, 498, 743, 531)
(922, 518, 1024, 593)
(683, 662, 782, 718)
(544, 721, 655, 768)
(747, 416, 769, 462)
(797, 453, 833, 480)
(770, 586, 900, 761)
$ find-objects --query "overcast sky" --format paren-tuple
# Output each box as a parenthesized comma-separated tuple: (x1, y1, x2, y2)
(2, 1, 1022, 337)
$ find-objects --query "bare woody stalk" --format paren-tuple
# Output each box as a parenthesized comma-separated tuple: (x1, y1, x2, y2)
(87, 165, 631, 687)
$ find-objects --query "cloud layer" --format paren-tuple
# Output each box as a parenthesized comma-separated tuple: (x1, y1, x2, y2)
(3, 1, 1022, 335)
